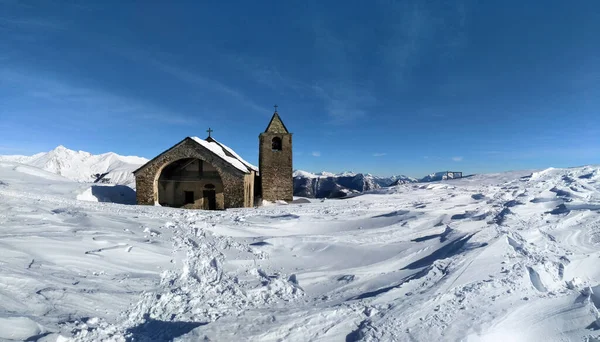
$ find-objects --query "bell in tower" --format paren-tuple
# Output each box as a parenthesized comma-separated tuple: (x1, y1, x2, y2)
(259, 105, 293, 202)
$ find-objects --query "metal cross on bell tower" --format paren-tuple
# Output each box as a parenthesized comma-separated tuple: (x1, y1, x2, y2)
(274, 104, 278, 113)
(206, 127, 213, 138)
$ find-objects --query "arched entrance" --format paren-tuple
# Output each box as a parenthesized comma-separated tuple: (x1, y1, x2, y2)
(156, 158, 224, 209)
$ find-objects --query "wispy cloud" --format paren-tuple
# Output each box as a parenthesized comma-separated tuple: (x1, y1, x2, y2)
(379, 1, 469, 86)
(229, 56, 307, 96)
(313, 81, 377, 123)
(234, 57, 378, 123)
(231, 54, 377, 123)
(0, 17, 65, 31)
(0, 12, 66, 46)
(307, 0, 468, 122)
(312, 18, 354, 77)
(144, 58, 271, 115)
(0, 0, 37, 7)
(225, 15, 384, 124)
(379, 2, 430, 83)
(373, 153, 387, 157)
(310, 17, 380, 123)
(0, 68, 194, 125)
(312, 151, 321, 157)
(452, 156, 464, 162)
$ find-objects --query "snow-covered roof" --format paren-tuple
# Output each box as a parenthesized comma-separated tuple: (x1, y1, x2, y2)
(207, 138, 258, 172)
(189, 137, 257, 174)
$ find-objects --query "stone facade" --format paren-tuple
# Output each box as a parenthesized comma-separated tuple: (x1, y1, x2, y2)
(134, 111, 292, 210)
(259, 113, 293, 202)
(134, 138, 254, 209)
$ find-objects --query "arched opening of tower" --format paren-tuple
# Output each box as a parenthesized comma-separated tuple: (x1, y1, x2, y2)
(271, 137, 282, 151)
(157, 158, 224, 209)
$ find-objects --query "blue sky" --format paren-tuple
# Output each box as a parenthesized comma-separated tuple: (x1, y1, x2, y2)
(1, 1, 599, 177)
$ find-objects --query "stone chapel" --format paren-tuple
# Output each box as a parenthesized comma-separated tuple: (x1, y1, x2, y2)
(133, 108, 293, 210)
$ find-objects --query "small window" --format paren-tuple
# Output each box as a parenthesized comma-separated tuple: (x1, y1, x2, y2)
(272, 137, 282, 151)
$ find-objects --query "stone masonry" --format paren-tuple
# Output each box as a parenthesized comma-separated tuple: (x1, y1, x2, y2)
(134, 138, 251, 209)
(259, 112, 293, 202)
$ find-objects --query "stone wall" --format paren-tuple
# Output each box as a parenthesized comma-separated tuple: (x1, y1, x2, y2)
(134, 138, 253, 209)
(258, 133, 293, 202)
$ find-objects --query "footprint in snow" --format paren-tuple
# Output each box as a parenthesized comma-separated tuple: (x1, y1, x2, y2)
(337, 275, 355, 282)
(471, 193, 485, 200)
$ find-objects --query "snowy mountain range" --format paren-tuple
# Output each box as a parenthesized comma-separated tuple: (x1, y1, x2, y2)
(292, 170, 473, 198)
(293, 170, 418, 198)
(0, 146, 458, 197)
(0, 146, 148, 187)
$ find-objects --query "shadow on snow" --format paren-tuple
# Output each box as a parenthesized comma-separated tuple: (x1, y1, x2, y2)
(125, 316, 208, 341)
(91, 185, 136, 205)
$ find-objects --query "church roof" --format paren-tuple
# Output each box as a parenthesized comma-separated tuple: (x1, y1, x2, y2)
(191, 136, 258, 173)
(264, 112, 290, 134)
(133, 136, 257, 175)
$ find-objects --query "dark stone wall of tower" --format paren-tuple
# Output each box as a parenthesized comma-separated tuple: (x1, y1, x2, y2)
(259, 133, 293, 202)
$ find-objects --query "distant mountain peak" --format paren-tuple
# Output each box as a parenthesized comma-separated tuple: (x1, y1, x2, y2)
(51, 145, 79, 153)
(0, 147, 148, 187)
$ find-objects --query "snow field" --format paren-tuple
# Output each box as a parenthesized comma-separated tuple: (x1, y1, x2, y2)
(0, 162, 599, 341)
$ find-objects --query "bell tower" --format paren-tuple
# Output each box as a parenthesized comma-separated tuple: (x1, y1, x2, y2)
(259, 105, 293, 202)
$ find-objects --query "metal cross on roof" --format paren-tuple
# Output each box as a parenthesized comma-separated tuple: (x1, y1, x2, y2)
(274, 104, 278, 113)
(206, 127, 213, 137)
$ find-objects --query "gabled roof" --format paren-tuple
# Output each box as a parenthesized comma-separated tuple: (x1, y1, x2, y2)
(201, 136, 258, 172)
(264, 112, 290, 134)
(133, 136, 257, 175)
